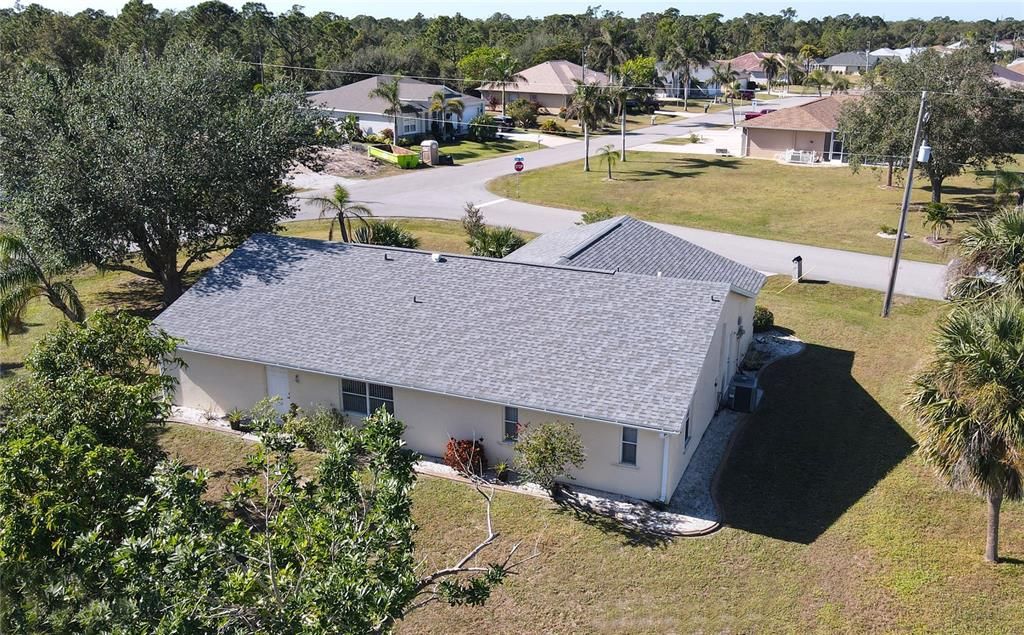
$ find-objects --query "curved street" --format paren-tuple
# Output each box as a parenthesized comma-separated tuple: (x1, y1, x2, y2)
(292, 95, 947, 300)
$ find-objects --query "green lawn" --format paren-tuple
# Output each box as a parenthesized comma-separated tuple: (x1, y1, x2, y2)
(154, 278, 1024, 633)
(0, 218, 480, 382)
(439, 139, 538, 163)
(489, 152, 1006, 263)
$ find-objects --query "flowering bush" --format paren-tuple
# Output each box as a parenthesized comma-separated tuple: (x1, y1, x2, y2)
(444, 438, 487, 475)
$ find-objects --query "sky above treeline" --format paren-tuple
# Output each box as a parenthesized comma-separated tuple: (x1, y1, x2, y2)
(9, 0, 1022, 21)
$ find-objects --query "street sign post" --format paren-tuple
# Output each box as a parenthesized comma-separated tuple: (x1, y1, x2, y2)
(513, 156, 525, 198)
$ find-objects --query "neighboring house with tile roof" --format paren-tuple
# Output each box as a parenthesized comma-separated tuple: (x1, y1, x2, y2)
(308, 75, 484, 138)
(155, 219, 764, 502)
(739, 94, 859, 161)
(478, 60, 611, 113)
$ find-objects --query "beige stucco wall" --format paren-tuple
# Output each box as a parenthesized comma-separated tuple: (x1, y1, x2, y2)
(480, 89, 568, 114)
(172, 351, 267, 415)
(169, 290, 756, 503)
(745, 128, 827, 159)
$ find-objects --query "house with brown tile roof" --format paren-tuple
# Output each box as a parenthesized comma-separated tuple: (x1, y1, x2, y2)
(478, 60, 611, 113)
(739, 95, 859, 162)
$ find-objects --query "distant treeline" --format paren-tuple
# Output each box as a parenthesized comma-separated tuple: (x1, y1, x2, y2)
(1, 1, 1021, 89)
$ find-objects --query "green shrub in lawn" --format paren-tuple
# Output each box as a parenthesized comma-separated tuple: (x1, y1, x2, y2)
(540, 118, 565, 134)
(753, 305, 775, 333)
(506, 99, 539, 129)
(468, 113, 498, 141)
(354, 220, 421, 249)
(283, 404, 347, 452)
(514, 421, 586, 491)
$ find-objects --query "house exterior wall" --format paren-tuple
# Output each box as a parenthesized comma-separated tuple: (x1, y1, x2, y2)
(481, 89, 567, 113)
(169, 291, 756, 502)
(171, 351, 267, 414)
(744, 128, 827, 159)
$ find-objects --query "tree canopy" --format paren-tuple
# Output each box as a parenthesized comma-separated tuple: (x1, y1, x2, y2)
(0, 43, 319, 304)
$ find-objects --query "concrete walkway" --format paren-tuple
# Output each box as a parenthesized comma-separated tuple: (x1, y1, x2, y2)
(290, 94, 948, 301)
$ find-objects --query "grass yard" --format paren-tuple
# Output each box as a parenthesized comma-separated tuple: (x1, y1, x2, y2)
(154, 278, 1024, 633)
(534, 112, 677, 138)
(439, 138, 539, 164)
(0, 218, 477, 382)
(489, 152, 1008, 263)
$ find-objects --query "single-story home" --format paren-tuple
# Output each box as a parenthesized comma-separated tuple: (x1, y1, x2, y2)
(656, 60, 752, 99)
(309, 75, 484, 138)
(993, 64, 1024, 89)
(739, 94, 858, 162)
(722, 52, 779, 86)
(478, 60, 611, 113)
(817, 51, 880, 75)
(154, 216, 765, 502)
(870, 46, 926, 62)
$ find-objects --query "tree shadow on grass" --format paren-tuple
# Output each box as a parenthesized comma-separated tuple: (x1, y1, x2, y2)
(552, 487, 671, 549)
(717, 342, 914, 544)
(96, 268, 207, 319)
(623, 156, 742, 182)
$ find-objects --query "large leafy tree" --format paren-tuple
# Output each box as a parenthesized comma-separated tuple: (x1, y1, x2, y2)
(907, 298, 1024, 563)
(837, 48, 1024, 202)
(0, 44, 318, 306)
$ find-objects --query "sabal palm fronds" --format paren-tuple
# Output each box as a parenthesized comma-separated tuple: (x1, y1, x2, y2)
(948, 207, 1024, 301)
(311, 185, 373, 243)
(907, 297, 1024, 562)
(0, 232, 85, 343)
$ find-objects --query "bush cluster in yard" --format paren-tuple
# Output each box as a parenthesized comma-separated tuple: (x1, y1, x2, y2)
(514, 421, 586, 491)
(468, 113, 498, 141)
(539, 119, 565, 134)
(354, 220, 420, 249)
(444, 437, 487, 475)
(506, 98, 540, 129)
(282, 403, 347, 452)
(753, 305, 775, 333)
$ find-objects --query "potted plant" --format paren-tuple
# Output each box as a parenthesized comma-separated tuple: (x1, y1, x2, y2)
(226, 408, 251, 432)
(494, 461, 510, 483)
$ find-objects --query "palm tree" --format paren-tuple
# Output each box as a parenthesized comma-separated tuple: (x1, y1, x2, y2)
(467, 226, 527, 258)
(711, 63, 740, 127)
(596, 144, 618, 180)
(759, 55, 781, 94)
(798, 44, 822, 72)
(992, 169, 1024, 208)
(803, 68, 828, 96)
(606, 83, 629, 162)
(0, 232, 85, 343)
(828, 73, 852, 94)
(590, 22, 633, 77)
(907, 297, 1024, 563)
(783, 56, 805, 92)
(949, 207, 1024, 301)
(566, 81, 612, 172)
(486, 53, 522, 116)
(312, 185, 373, 243)
(664, 36, 709, 111)
(429, 90, 465, 141)
(922, 202, 955, 242)
(367, 75, 403, 145)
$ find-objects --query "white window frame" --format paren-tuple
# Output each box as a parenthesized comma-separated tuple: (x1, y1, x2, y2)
(340, 379, 394, 415)
(620, 426, 638, 466)
(503, 407, 519, 442)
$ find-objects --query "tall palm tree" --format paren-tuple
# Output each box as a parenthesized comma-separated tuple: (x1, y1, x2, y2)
(907, 297, 1024, 563)
(606, 82, 629, 162)
(759, 55, 781, 94)
(312, 185, 373, 243)
(368, 75, 403, 145)
(712, 63, 740, 127)
(596, 144, 618, 180)
(566, 81, 612, 172)
(798, 44, 822, 72)
(949, 207, 1024, 301)
(444, 97, 465, 138)
(783, 55, 804, 91)
(664, 36, 709, 111)
(0, 232, 85, 343)
(486, 53, 522, 116)
(590, 22, 633, 77)
(803, 68, 828, 96)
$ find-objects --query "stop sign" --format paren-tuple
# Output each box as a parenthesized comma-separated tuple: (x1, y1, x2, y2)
(513, 160, 524, 172)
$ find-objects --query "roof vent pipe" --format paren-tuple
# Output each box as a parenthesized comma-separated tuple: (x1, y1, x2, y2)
(657, 271, 663, 277)
(431, 253, 444, 263)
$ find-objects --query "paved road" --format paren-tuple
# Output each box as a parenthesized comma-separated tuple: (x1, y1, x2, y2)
(292, 95, 948, 301)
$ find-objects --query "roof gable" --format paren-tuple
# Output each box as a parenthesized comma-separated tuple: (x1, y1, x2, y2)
(154, 235, 731, 433)
(740, 94, 857, 132)
(309, 75, 481, 114)
(505, 216, 765, 296)
(480, 60, 611, 95)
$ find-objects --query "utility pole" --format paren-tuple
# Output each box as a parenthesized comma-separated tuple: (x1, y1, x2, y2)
(881, 90, 928, 318)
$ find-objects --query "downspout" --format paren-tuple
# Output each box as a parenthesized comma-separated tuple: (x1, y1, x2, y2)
(659, 432, 671, 502)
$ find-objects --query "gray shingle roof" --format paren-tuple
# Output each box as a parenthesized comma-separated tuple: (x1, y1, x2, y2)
(309, 75, 482, 115)
(154, 235, 732, 433)
(504, 216, 765, 296)
(820, 51, 881, 67)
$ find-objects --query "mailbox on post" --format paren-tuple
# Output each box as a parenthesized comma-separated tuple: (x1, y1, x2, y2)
(792, 255, 803, 282)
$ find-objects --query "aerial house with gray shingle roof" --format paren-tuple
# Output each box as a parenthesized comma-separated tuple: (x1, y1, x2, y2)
(155, 217, 764, 501)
